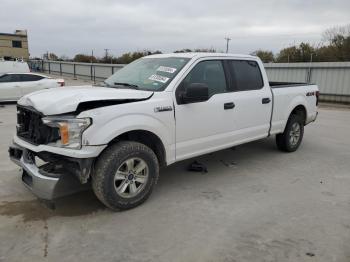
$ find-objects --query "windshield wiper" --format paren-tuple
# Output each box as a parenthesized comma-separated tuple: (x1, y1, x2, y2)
(113, 82, 139, 89)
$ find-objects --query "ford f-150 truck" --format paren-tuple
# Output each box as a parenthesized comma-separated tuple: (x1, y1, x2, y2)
(9, 53, 319, 210)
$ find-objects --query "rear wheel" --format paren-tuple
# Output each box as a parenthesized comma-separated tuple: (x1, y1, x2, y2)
(276, 114, 304, 152)
(92, 141, 159, 210)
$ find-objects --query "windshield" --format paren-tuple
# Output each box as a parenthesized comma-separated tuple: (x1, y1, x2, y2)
(104, 57, 190, 91)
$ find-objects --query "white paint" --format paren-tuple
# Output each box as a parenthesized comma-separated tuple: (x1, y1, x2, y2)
(13, 53, 319, 167)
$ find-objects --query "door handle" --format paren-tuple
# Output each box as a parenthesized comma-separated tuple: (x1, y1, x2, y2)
(262, 98, 271, 104)
(224, 102, 235, 110)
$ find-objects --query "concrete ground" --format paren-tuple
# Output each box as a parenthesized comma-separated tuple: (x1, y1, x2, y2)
(0, 103, 350, 262)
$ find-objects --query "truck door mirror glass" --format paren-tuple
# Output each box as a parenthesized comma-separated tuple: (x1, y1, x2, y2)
(181, 83, 209, 104)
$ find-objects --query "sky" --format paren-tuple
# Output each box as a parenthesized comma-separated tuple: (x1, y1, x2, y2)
(1, 0, 349, 58)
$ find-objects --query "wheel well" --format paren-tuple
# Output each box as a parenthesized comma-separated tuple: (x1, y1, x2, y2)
(109, 130, 167, 167)
(290, 105, 306, 124)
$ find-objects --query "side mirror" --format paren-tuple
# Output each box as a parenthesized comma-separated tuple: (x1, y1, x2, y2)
(181, 83, 209, 104)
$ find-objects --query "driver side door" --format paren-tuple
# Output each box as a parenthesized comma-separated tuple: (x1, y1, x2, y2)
(174, 59, 236, 161)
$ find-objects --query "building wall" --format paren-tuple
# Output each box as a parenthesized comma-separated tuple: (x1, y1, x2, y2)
(0, 31, 29, 60)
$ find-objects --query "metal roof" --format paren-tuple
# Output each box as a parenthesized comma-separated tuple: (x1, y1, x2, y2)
(0, 33, 27, 37)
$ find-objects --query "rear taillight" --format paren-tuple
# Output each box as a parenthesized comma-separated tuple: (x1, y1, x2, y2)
(316, 91, 319, 106)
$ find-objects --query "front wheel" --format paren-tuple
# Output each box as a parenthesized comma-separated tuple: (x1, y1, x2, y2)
(276, 114, 304, 152)
(92, 141, 159, 210)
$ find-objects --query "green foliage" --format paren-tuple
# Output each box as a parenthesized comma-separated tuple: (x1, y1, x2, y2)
(275, 42, 316, 62)
(174, 48, 216, 53)
(61, 24, 350, 64)
(255, 24, 350, 63)
(251, 50, 274, 63)
(73, 54, 97, 63)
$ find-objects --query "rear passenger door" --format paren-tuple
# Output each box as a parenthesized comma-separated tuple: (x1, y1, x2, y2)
(18, 74, 45, 96)
(0, 74, 21, 101)
(227, 60, 272, 141)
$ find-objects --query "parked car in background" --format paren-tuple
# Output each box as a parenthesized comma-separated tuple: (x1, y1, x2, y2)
(0, 73, 65, 102)
(0, 60, 30, 74)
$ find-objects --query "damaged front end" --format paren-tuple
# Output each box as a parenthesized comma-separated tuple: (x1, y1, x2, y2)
(9, 144, 93, 200)
(9, 105, 98, 200)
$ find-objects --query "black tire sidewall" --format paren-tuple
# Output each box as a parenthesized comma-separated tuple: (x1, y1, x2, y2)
(284, 115, 304, 152)
(93, 142, 159, 210)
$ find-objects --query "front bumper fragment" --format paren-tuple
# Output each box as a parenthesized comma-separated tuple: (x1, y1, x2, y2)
(9, 143, 91, 200)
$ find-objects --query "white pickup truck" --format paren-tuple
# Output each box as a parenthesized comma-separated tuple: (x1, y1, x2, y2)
(9, 53, 318, 210)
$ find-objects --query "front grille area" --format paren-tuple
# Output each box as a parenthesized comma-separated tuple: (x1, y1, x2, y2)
(16, 105, 60, 145)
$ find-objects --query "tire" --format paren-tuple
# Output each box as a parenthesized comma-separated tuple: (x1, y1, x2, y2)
(92, 141, 159, 211)
(276, 114, 304, 152)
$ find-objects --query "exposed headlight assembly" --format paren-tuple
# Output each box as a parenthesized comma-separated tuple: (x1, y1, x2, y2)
(42, 117, 91, 149)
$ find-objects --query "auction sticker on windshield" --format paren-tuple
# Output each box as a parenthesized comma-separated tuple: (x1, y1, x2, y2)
(157, 66, 177, 74)
(149, 74, 170, 83)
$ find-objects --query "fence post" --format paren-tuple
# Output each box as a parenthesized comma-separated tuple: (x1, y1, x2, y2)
(93, 65, 96, 84)
(90, 64, 93, 80)
(73, 63, 76, 79)
(112, 66, 114, 75)
(41, 60, 44, 72)
(59, 62, 62, 76)
(48, 61, 51, 74)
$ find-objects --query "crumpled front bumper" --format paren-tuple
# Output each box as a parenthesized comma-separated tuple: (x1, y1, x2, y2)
(9, 143, 92, 200)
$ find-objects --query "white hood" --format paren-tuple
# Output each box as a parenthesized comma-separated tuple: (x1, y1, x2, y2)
(18, 85, 153, 115)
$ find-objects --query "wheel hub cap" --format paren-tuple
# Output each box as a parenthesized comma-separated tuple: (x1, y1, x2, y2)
(289, 122, 301, 146)
(114, 157, 149, 198)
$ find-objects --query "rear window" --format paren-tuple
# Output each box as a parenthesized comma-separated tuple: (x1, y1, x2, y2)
(229, 60, 263, 91)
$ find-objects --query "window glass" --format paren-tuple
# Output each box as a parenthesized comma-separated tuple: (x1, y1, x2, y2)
(180, 60, 227, 97)
(20, 74, 44, 82)
(12, 40, 22, 48)
(229, 60, 263, 91)
(104, 57, 190, 91)
(0, 74, 20, 83)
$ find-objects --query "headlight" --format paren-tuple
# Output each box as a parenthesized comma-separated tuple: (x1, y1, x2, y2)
(42, 117, 91, 149)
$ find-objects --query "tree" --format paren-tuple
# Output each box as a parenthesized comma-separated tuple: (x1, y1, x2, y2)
(275, 43, 315, 63)
(251, 50, 274, 63)
(58, 55, 70, 61)
(321, 24, 350, 61)
(173, 48, 216, 53)
(43, 52, 58, 60)
(73, 54, 97, 63)
(113, 50, 163, 64)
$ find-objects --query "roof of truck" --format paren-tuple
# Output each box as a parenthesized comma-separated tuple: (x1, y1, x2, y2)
(145, 52, 256, 59)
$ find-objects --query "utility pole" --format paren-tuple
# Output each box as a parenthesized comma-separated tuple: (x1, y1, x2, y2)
(224, 37, 231, 53)
(104, 48, 109, 62)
